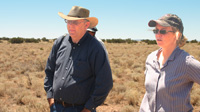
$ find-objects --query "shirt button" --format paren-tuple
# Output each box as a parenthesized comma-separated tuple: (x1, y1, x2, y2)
(59, 88, 62, 90)
(73, 47, 75, 49)
(62, 77, 65, 80)
(66, 67, 68, 70)
(60, 98, 62, 100)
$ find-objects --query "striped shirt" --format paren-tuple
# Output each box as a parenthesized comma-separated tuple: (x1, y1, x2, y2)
(139, 47, 200, 112)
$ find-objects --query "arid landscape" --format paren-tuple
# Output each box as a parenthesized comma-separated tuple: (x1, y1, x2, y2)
(0, 40, 200, 112)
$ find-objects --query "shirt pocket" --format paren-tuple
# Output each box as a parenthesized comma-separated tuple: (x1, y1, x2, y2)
(72, 60, 91, 79)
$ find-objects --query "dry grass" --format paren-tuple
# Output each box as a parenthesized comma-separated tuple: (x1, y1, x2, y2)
(0, 40, 200, 112)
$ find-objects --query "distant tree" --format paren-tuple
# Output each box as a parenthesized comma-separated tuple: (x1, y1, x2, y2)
(9, 37, 24, 44)
(190, 39, 198, 43)
(141, 39, 157, 44)
(101, 39, 106, 42)
(42, 37, 49, 42)
(24, 38, 40, 43)
(0, 37, 10, 41)
(126, 38, 138, 44)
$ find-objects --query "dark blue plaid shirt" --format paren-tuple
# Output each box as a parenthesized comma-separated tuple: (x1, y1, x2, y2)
(44, 32, 113, 110)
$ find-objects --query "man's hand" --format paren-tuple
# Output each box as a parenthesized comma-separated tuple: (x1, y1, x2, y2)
(81, 108, 91, 112)
(48, 98, 55, 107)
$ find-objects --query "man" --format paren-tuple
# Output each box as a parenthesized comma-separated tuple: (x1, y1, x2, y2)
(44, 6, 113, 112)
(87, 27, 98, 37)
(87, 27, 107, 52)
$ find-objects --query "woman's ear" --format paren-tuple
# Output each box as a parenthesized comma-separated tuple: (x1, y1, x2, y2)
(175, 31, 181, 40)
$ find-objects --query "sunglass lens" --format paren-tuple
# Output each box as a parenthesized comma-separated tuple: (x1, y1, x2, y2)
(153, 29, 158, 34)
(160, 30, 166, 34)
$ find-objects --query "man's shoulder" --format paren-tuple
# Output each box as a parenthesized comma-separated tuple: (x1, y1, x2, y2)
(56, 34, 69, 43)
(90, 37, 104, 48)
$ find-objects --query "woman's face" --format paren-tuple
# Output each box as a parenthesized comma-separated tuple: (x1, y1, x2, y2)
(155, 24, 177, 49)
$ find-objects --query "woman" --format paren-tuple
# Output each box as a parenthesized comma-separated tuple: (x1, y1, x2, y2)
(139, 14, 200, 112)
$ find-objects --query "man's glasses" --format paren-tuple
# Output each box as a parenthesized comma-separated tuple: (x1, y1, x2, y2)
(65, 19, 84, 25)
(153, 29, 175, 34)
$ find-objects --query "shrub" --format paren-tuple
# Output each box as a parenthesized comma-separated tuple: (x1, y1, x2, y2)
(9, 37, 24, 44)
(101, 39, 106, 42)
(104, 38, 138, 43)
(24, 38, 40, 43)
(42, 37, 49, 42)
(125, 89, 140, 106)
(190, 39, 198, 43)
(141, 39, 157, 44)
(126, 38, 138, 44)
(0, 37, 10, 41)
(120, 105, 136, 112)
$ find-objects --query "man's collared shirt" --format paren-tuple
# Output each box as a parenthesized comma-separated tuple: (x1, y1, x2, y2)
(44, 32, 113, 110)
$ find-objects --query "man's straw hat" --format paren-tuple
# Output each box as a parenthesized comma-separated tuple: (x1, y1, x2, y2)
(58, 6, 98, 28)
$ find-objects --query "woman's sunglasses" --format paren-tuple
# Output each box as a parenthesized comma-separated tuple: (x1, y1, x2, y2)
(153, 29, 175, 34)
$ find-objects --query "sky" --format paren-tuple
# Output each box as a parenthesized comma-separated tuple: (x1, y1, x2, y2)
(1, 0, 200, 41)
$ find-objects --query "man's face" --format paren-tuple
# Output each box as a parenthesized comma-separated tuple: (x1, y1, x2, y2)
(88, 31, 95, 36)
(67, 19, 90, 40)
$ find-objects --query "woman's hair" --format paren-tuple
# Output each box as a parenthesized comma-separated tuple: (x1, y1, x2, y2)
(172, 27, 187, 47)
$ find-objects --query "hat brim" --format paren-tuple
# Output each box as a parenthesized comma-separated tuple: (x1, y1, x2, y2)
(87, 29, 95, 32)
(148, 20, 171, 27)
(58, 12, 98, 28)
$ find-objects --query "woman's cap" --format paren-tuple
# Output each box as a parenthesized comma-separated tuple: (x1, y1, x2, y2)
(148, 14, 184, 33)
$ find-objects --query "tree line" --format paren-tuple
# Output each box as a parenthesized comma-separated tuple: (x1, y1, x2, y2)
(0, 37, 199, 44)
(0, 37, 50, 44)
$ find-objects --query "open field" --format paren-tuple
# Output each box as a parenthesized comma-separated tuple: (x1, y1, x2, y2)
(0, 41, 200, 112)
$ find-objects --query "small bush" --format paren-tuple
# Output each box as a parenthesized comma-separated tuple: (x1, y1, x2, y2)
(42, 37, 49, 42)
(125, 89, 140, 106)
(190, 39, 198, 43)
(9, 37, 24, 44)
(0, 37, 10, 41)
(141, 39, 157, 44)
(126, 38, 138, 44)
(24, 38, 40, 43)
(120, 105, 136, 112)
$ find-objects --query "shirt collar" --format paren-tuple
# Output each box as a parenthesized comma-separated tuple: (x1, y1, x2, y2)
(167, 46, 181, 61)
(68, 32, 89, 46)
(156, 46, 181, 60)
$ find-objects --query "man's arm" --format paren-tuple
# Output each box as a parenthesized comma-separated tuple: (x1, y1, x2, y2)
(85, 45, 113, 111)
(48, 98, 55, 107)
(44, 39, 59, 100)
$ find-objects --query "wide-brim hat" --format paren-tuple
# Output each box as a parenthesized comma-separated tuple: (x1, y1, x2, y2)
(58, 6, 98, 28)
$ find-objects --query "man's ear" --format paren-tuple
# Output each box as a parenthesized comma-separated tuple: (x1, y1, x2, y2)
(85, 21, 90, 29)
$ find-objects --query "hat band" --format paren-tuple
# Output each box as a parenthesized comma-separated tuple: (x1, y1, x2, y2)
(67, 14, 88, 18)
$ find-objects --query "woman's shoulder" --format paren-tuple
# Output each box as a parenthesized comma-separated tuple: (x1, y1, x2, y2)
(176, 48, 200, 66)
(145, 49, 159, 63)
(147, 49, 159, 58)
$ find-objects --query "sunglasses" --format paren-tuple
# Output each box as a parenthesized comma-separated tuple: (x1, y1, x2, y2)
(153, 29, 175, 34)
(64, 19, 84, 25)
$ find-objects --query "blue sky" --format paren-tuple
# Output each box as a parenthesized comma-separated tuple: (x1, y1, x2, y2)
(1, 0, 200, 40)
